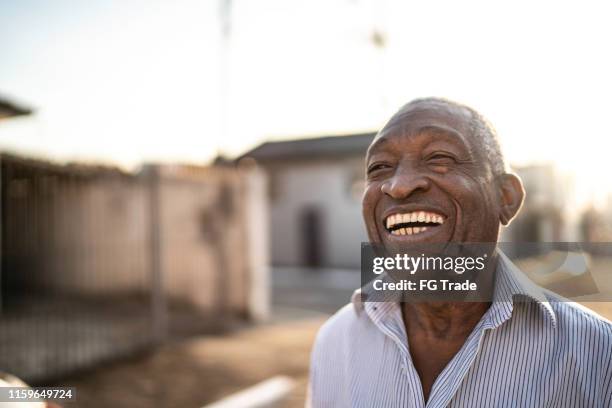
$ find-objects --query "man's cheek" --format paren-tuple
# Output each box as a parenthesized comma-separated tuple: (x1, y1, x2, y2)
(362, 183, 379, 212)
(459, 184, 500, 238)
(362, 183, 383, 242)
(443, 178, 491, 218)
(461, 190, 490, 219)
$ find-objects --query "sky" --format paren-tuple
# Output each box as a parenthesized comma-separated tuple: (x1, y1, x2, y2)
(0, 0, 611, 204)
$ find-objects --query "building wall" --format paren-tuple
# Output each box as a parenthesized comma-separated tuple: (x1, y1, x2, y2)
(1, 168, 150, 295)
(1, 156, 269, 320)
(54, 177, 148, 293)
(264, 156, 368, 268)
(155, 165, 260, 317)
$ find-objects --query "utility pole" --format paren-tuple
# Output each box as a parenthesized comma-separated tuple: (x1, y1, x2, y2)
(366, 0, 389, 111)
(218, 0, 232, 142)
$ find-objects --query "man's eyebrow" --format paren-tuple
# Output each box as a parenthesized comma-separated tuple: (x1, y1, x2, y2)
(367, 136, 390, 155)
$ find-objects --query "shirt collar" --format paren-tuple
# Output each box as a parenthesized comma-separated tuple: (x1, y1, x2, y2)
(351, 248, 557, 328)
(490, 249, 557, 328)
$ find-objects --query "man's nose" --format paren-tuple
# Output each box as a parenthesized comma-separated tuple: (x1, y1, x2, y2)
(380, 171, 431, 200)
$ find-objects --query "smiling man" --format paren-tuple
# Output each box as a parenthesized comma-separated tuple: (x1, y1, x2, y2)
(307, 98, 612, 407)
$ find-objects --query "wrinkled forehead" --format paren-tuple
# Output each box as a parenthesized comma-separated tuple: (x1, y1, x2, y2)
(369, 101, 475, 155)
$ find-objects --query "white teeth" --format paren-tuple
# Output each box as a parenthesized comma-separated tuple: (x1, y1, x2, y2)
(406, 227, 413, 235)
(413, 227, 420, 234)
(385, 211, 446, 231)
(399, 228, 406, 235)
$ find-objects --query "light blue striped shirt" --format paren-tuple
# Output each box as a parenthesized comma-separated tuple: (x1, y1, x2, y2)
(308, 252, 612, 407)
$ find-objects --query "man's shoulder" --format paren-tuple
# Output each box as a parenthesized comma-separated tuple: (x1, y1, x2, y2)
(312, 302, 371, 354)
(315, 303, 362, 341)
(544, 290, 612, 338)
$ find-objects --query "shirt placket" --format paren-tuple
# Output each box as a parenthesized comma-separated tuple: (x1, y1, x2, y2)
(369, 303, 427, 408)
(424, 301, 510, 408)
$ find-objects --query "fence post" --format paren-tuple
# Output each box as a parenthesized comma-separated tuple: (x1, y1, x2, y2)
(0, 155, 3, 314)
(243, 167, 269, 322)
(146, 164, 167, 344)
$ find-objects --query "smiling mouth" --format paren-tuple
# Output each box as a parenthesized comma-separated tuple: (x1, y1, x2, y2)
(385, 211, 446, 236)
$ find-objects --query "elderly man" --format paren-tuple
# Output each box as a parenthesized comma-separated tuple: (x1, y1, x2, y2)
(308, 98, 612, 407)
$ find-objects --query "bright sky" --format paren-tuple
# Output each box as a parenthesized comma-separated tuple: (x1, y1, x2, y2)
(0, 0, 611, 204)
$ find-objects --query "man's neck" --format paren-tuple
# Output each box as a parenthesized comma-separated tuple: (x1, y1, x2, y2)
(401, 301, 491, 339)
(400, 300, 492, 401)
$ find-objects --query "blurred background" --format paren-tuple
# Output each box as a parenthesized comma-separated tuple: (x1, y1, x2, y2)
(1, 0, 612, 407)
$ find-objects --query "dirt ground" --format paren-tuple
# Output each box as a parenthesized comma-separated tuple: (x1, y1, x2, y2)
(52, 317, 326, 408)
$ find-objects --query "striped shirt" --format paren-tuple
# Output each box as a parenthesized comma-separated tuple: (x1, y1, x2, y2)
(308, 251, 612, 407)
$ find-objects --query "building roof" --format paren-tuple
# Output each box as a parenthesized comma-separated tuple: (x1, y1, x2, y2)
(0, 97, 32, 120)
(239, 132, 376, 162)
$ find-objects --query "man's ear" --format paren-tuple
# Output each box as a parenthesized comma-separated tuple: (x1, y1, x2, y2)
(497, 173, 525, 225)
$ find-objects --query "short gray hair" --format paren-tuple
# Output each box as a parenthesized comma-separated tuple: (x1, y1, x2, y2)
(398, 97, 507, 175)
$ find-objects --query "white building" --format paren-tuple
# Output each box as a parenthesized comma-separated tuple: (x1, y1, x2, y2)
(241, 133, 375, 269)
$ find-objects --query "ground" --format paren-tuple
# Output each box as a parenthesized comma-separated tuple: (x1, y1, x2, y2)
(52, 317, 327, 408)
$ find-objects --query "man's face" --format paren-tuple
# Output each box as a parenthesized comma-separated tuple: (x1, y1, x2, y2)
(363, 102, 503, 251)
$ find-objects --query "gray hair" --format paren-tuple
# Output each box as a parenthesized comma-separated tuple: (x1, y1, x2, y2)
(396, 97, 507, 175)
